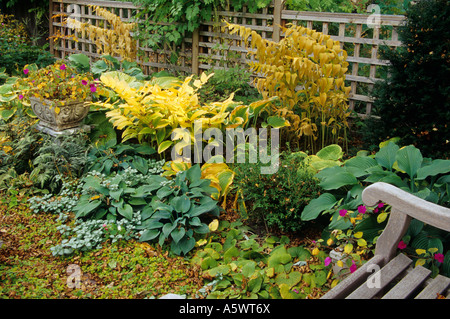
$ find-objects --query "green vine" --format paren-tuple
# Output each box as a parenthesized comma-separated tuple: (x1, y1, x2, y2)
(130, 0, 271, 51)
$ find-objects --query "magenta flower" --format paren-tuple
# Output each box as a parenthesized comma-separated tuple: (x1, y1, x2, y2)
(350, 260, 357, 273)
(18, 94, 23, 100)
(82, 80, 88, 85)
(60, 64, 66, 70)
(378, 202, 384, 209)
(23, 68, 29, 75)
(339, 209, 347, 217)
(90, 85, 97, 93)
(434, 253, 444, 263)
(324, 257, 332, 267)
(357, 205, 367, 214)
(398, 240, 407, 250)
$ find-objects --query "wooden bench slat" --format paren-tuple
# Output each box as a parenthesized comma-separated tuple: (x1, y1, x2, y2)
(382, 265, 431, 299)
(321, 255, 384, 299)
(415, 275, 450, 299)
(346, 254, 412, 299)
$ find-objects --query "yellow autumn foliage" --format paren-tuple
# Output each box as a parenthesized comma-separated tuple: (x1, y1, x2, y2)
(64, 5, 137, 61)
(225, 22, 352, 153)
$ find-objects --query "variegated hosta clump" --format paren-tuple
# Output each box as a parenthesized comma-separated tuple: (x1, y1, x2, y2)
(96, 71, 275, 153)
(94, 71, 278, 203)
(226, 22, 352, 153)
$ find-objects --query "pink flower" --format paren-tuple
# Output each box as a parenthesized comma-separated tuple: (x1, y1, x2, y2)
(378, 202, 384, 209)
(350, 260, 357, 273)
(81, 80, 88, 85)
(434, 253, 444, 263)
(293, 289, 299, 294)
(90, 85, 97, 93)
(357, 205, 367, 214)
(18, 94, 23, 100)
(60, 64, 66, 70)
(339, 209, 347, 217)
(23, 68, 29, 75)
(398, 240, 407, 250)
(324, 257, 332, 267)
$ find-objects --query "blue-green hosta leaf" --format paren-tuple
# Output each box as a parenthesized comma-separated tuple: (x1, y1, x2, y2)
(139, 229, 160, 242)
(318, 167, 358, 190)
(118, 203, 133, 221)
(416, 159, 450, 180)
(396, 145, 423, 178)
(375, 141, 399, 170)
(171, 227, 186, 244)
(301, 193, 337, 221)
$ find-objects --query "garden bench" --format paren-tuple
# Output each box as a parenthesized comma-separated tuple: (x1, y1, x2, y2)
(321, 182, 450, 299)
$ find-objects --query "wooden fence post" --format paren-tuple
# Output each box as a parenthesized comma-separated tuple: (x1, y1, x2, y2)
(273, 0, 283, 42)
(192, 28, 200, 75)
(49, 0, 54, 55)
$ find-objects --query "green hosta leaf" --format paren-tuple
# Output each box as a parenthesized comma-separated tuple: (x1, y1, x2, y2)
(171, 227, 185, 244)
(275, 271, 302, 288)
(316, 166, 358, 190)
(172, 195, 191, 213)
(186, 164, 202, 184)
(301, 193, 336, 221)
(375, 141, 399, 170)
(156, 186, 174, 199)
(316, 144, 343, 161)
(344, 156, 378, 177)
(74, 199, 102, 218)
(189, 200, 218, 217)
(117, 203, 133, 220)
(139, 229, 160, 242)
(179, 236, 196, 255)
(162, 222, 177, 238)
(416, 159, 450, 180)
(396, 145, 423, 178)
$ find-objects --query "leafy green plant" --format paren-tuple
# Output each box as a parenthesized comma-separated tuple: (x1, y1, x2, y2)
(233, 152, 322, 233)
(84, 139, 160, 176)
(68, 53, 146, 80)
(137, 164, 221, 255)
(0, 11, 55, 75)
(364, 0, 450, 159)
(192, 220, 329, 299)
(198, 67, 260, 105)
(74, 164, 220, 255)
(130, 0, 271, 51)
(300, 140, 450, 276)
(30, 132, 90, 192)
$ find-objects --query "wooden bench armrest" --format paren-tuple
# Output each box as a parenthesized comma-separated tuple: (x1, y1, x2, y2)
(362, 182, 450, 263)
(362, 182, 450, 232)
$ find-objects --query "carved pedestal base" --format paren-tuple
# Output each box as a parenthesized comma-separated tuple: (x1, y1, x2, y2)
(30, 97, 90, 132)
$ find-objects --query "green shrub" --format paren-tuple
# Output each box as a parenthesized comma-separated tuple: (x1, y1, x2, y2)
(0, 11, 55, 76)
(234, 153, 322, 233)
(364, 0, 450, 159)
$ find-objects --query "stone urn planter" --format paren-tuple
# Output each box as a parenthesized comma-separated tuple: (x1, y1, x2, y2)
(30, 96, 90, 132)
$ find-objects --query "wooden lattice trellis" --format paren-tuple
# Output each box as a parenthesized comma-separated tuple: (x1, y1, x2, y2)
(49, 0, 405, 117)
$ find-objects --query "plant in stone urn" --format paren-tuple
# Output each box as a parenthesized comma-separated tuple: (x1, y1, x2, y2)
(16, 61, 99, 132)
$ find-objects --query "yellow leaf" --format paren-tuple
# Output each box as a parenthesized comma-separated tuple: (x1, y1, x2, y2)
(416, 249, 427, 255)
(196, 239, 207, 247)
(415, 259, 426, 267)
(357, 238, 367, 247)
(312, 247, 319, 256)
(331, 279, 339, 288)
(344, 243, 353, 254)
(336, 260, 344, 268)
(208, 219, 219, 232)
(354, 231, 363, 239)
(377, 212, 388, 223)
(428, 248, 438, 254)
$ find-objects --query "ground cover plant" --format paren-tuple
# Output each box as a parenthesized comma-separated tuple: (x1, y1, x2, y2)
(1, 0, 449, 300)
